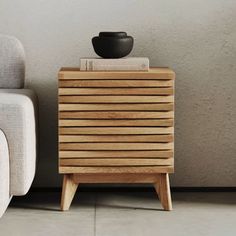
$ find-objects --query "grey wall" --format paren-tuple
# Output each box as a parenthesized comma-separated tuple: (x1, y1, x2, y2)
(1, 0, 236, 187)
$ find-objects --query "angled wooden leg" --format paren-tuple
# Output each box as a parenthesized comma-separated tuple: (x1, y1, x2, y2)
(61, 174, 79, 211)
(154, 175, 161, 197)
(154, 173, 172, 211)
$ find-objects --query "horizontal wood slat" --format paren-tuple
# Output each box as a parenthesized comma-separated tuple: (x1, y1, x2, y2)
(59, 127, 174, 135)
(59, 103, 174, 111)
(59, 111, 174, 119)
(59, 150, 173, 159)
(59, 95, 174, 103)
(59, 87, 174, 95)
(72, 173, 161, 183)
(59, 166, 174, 174)
(59, 134, 173, 143)
(59, 158, 173, 166)
(59, 119, 174, 127)
(59, 80, 174, 88)
(59, 142, 173, 151)
(59, 68, 175, 80)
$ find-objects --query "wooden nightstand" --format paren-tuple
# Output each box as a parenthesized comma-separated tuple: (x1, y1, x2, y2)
(58, 68, 175, 211)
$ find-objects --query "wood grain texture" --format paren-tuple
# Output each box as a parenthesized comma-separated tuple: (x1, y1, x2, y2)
(59, 79, 174, 88)
(59, 150, 174, 159)
(60, 174, 78, 211)
(59, 111, 174, 119)
(59, 127, 174, 135)
(59, 158, 173, 166)
(59, 68, 175, 80)
(59, 87, 174, 95)
(154, 173, 172, 211)
(59, 166, 174, 174)
(72, 173, 161, 183)
(59, 119, 174, 127)
(59, 134, 173, 143)
(59, 103, 174, 111)
(59, 142, 174, 151)
(59, 95, 174, 103)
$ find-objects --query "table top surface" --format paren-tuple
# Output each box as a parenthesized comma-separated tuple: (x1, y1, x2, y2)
(59, 67, 175, 79)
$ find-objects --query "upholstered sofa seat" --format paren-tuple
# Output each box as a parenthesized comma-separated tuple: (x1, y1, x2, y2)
(0, 89, 37, 195)
(0, 129, 11, 217)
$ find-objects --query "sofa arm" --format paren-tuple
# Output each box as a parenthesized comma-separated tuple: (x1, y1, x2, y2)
(0, 89, 38, 195)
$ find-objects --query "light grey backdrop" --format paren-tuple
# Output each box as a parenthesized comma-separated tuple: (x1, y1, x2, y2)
(1, 0, 236, 187)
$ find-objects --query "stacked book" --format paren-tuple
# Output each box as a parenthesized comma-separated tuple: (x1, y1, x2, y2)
(80, 57, 149, 71)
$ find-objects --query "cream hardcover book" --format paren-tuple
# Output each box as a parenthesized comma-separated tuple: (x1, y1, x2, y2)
(80, 57, 149, 71)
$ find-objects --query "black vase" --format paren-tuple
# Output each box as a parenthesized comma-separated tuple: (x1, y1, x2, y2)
(92, 32, 134, 58)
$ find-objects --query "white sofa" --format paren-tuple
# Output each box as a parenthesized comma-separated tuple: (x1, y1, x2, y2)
(0, 35, 37, 217)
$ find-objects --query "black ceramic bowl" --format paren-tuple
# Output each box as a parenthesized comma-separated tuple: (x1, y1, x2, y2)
(92, 32, 133, 58)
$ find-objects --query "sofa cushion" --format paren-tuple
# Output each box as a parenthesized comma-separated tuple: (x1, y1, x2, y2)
(0, 129, 12, 217)
(0, 89, 37, 195)
(0, 35, 25, 89)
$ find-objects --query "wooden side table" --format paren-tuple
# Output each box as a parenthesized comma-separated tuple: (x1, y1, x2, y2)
(58, 68, 175, 211)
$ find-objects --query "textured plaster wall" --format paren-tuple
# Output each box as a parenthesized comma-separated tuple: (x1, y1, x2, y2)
(0, 0, 235, 187)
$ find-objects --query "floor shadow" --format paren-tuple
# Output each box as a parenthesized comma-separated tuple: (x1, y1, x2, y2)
(9, 191, 236, 212)
(172, 192, 236, 205)
(9, 204, 61, 212)
(95, 203, 164, 211)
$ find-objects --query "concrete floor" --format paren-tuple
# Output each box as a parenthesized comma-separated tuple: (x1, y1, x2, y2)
(0, 190, 235, 236)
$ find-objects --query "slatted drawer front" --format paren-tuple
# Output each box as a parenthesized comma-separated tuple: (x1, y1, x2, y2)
(59, 69, 174, 171)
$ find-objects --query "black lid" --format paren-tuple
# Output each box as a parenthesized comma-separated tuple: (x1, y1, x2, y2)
(99, 32, 127, 38)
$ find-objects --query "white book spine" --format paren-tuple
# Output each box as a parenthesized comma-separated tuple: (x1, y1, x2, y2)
(80, 58, 149, 71)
